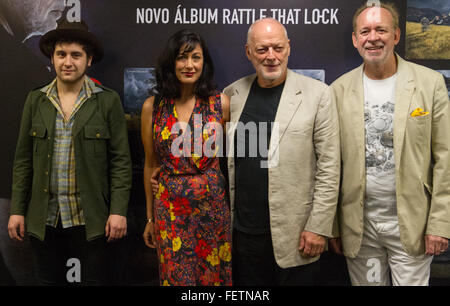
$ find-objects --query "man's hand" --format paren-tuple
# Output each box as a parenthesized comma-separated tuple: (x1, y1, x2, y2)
(425, 235, 449, 256)
(329, 237, 343, 255)
(151, 167, 161, 195)
(299, 230, 326, 258)
(105, 214, 127, 242)
(8, 215, 25, 242)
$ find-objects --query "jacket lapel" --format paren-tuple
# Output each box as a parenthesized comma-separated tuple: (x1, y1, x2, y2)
(226, 74, 256, 156)
(349, 65, 366, 173)
(38, 94, 56, 135)
(393, 55, 415, 168)
(72, 95, 97, 137)
(230, 75, 255, 123)
(269, 70, 304, 158)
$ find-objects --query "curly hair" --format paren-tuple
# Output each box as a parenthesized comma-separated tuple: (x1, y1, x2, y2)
(155, 29, 216, 103)
(47, 38, 95, 60)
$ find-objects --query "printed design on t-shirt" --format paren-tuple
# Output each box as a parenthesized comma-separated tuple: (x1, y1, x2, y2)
(364, 101, 395, 177)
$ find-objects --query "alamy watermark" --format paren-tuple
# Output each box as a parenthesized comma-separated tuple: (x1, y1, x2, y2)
(167, 114, 280, 168)
(66, 258, 81, 283)
(366, 258, 381, 283)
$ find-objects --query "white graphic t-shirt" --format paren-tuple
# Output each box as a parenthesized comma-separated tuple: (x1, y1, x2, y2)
(363, 72, 398, 221)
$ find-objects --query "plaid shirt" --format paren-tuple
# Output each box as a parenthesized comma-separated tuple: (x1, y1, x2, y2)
(41, 76, 103, 228)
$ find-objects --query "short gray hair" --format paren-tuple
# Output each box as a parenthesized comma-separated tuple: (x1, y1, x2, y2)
(353, 1, 399, 32)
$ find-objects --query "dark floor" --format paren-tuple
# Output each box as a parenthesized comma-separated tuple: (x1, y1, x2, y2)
(2, 239, 449, 286)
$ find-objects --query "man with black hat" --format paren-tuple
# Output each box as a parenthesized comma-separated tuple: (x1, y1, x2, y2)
(7, 19, 132, 285)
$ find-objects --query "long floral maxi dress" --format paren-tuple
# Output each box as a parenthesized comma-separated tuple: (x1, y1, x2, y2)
(152, 92, 232, 286)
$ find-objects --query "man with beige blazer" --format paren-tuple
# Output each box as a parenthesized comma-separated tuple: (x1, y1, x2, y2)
(224, 18, 340, 285)
(330, 2, 450, 286)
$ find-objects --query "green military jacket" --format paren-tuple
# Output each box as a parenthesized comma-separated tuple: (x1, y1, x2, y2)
(10, 83, 132, 241)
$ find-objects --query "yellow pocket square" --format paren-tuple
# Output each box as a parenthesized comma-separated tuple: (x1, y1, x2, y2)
(410, 107, 429, 117)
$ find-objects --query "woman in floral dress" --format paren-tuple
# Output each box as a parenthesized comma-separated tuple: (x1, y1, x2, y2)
(141, 29, 231, 286)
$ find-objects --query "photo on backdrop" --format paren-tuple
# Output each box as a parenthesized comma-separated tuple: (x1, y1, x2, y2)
(406, 0, 450, 59)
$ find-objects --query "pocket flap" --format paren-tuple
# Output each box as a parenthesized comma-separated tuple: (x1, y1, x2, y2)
(29, 125, 46, 138)
(84, 125, 111, 139)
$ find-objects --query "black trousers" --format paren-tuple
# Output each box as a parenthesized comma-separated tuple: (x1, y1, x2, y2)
(29, 222, 109, 285)
(232, 229, 319, 286)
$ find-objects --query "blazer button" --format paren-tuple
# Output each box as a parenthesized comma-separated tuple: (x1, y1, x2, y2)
(96, 133, 101, 138)
(45, 171, 49, 175)
(43, 189, 48, 193)
(47, 154, 51, 158)
(32, 132, 36, 136)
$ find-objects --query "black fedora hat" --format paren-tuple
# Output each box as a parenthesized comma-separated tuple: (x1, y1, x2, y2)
(39, 19, 103, 63)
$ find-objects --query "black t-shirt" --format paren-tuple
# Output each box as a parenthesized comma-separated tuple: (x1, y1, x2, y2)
(233, 79, 284, 234)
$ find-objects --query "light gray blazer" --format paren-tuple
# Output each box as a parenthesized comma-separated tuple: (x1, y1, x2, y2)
(224, 69, 340, 268)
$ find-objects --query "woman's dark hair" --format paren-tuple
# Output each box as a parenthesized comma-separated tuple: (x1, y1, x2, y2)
(155, 29, 216, 102)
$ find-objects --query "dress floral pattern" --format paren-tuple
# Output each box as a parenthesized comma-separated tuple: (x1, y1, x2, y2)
(152, 92, 232, 286)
